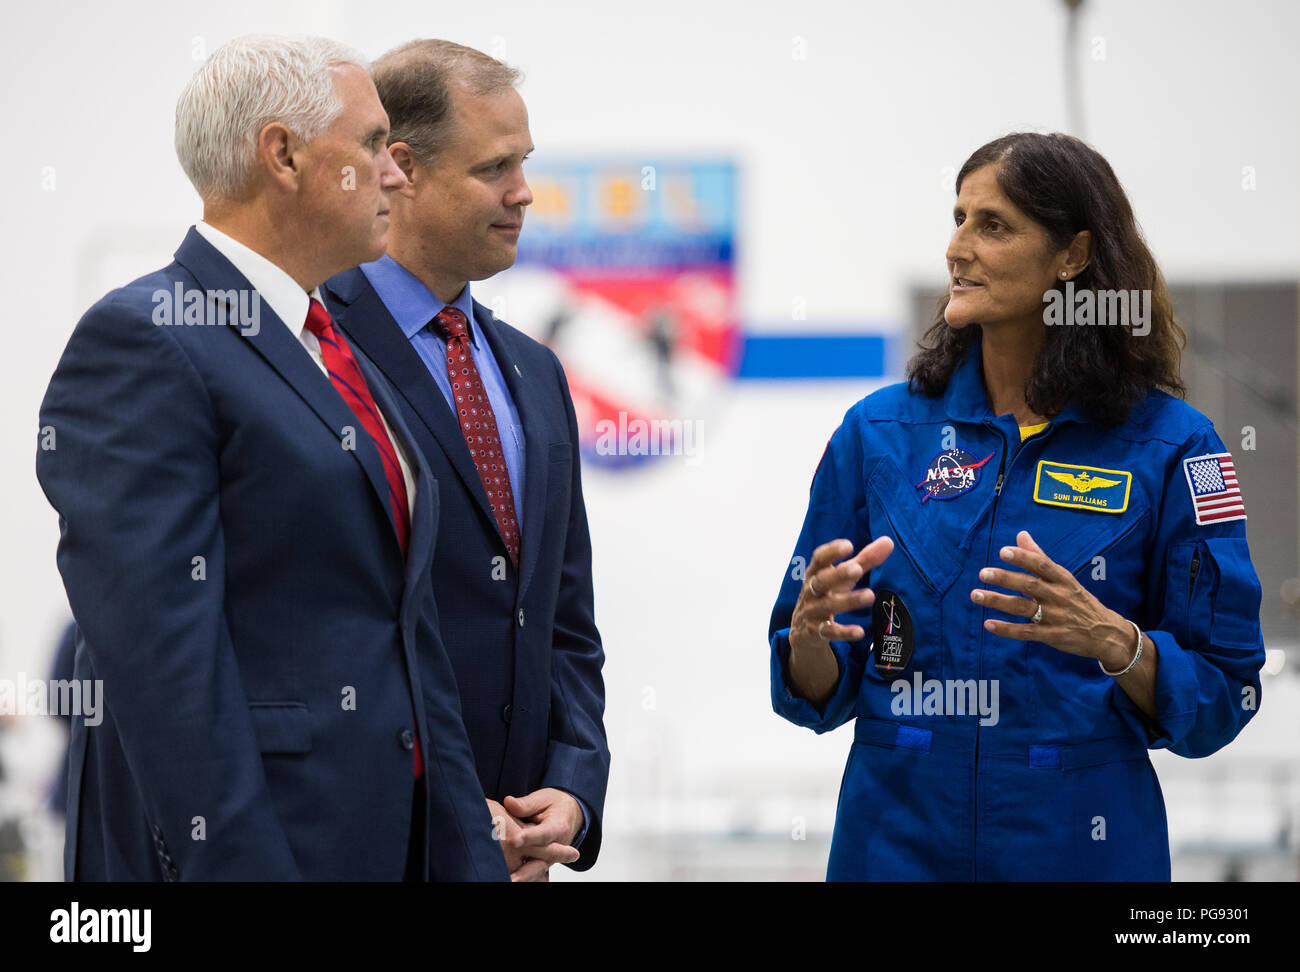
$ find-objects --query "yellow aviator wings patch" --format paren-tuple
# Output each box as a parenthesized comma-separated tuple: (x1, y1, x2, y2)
(1033, 460, 1132, 513)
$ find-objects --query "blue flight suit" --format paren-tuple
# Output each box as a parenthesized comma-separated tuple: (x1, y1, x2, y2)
(769, 340, 1265, 880)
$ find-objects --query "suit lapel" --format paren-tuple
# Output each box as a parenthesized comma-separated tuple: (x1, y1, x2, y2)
(473, 300, 550, 598)
(327, 269, 508, 551)
(172, 230, 401, 555)
(355, 344, 437, 618)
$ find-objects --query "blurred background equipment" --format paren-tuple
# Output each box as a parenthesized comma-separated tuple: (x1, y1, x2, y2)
(488, 160, 739, 469)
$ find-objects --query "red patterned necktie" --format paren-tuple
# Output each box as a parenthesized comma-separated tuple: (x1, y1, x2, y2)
(432, 306, 520, 567)
(305, 298, 421, 778)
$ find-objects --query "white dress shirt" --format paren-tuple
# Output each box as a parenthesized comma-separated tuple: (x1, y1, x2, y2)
(194, 221, 416, 518)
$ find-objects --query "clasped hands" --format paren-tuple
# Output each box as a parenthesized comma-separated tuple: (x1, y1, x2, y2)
(487, 787, 583, 882)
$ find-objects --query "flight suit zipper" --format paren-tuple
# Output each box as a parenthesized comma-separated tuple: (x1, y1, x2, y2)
(973, 421, 1046, 879)
(973, 438, 1007, 879)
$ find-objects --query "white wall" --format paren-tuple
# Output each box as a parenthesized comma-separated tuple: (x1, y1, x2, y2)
(2, 0, 1297, 878)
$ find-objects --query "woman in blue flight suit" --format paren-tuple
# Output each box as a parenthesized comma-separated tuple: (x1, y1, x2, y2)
(769, 132, 1266, 880)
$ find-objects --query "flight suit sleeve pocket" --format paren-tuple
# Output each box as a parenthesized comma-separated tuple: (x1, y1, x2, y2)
(1158, 541, 1196, 640)
(248, 702, 312, 755)
(1130, 532, 1263, 757)
(1202, 537, 1262, 649)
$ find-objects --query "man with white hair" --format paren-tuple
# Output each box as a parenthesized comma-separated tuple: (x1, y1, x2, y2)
(36, 34, 507, 881)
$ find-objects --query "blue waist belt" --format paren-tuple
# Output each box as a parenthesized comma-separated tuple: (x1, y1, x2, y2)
(852, 716, 1150, 770)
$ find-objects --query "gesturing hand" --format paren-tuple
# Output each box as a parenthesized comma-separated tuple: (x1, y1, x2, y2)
(789, 536, 895, 655)
(971, 530, 1134, 665)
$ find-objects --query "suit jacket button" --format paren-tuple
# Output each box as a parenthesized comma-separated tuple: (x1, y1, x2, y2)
(517, 609, 525, 627)
(399, 728, 415, 751)
(502, 704, 512, 724)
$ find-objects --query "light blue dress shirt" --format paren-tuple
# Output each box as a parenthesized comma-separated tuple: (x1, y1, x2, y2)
(360, 255, 525, 528)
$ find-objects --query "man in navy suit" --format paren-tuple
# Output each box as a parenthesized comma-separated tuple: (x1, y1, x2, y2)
(322, 39, 610, 879)
(35, 35, 507, 881)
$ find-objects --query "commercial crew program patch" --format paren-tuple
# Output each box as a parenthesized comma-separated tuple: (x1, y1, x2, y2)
(872, 589, 914, 676)
(1033, 460, 1132, 513)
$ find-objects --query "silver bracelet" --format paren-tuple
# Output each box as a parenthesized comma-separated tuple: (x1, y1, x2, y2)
(1099, 619, 1143, 677)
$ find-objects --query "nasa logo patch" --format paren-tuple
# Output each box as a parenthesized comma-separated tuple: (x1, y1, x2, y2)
(916, 448, 995, 502)
(872, 589, 915, 677)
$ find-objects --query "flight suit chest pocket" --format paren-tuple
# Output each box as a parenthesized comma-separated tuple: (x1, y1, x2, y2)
(1024, 458, 1152, 595)
(1053, 506, 1152, 620)
(866, 456, 960, 596)
(863, 456, 948, 683)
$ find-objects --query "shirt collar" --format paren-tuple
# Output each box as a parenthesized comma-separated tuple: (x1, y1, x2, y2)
(194, 221, 315, 334)
(942, 337, 994, 424)
(360, 254, 480, 349)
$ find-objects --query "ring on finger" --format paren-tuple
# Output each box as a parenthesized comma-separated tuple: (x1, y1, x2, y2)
(808, 575, 821, 597)
(818, 618, 831, 639)
(1030, 600, 1043, 624)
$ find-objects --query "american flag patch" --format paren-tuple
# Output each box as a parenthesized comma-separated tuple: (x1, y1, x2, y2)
(1183, 452, 1246, 525)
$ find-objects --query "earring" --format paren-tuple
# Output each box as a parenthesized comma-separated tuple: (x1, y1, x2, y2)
(1060, 271, 1068, 279)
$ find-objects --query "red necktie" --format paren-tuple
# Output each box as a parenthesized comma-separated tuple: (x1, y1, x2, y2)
(433, 306, 521, 566)
(304, 298, 421, 779)
(305, 299, 410, 556)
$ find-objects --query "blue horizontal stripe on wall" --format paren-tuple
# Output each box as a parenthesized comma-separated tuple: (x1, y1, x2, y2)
(736, 333, 891, 379)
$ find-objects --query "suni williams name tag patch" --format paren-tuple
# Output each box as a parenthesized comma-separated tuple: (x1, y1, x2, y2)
(1033, 460, 1132, 513)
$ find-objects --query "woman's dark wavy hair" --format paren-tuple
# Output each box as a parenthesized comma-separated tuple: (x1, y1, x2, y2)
(907, 132, 1185, 426)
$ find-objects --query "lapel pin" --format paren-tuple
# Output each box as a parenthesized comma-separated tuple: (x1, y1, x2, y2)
(514, 364, 522, 377)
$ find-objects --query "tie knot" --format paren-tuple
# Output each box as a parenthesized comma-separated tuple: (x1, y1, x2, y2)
(304, 298, 334, 338)
(433, 306, 469, 341)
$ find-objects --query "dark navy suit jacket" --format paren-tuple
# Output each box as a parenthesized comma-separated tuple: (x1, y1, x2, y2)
(322, 268, 610, 869)
(35, 228, 508, 881)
